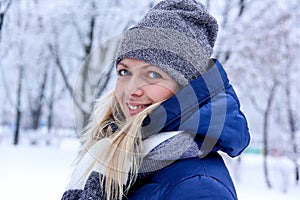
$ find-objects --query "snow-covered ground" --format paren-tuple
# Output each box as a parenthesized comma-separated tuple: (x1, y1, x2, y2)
(0, 138, 299, 200)
(0, 139, 80, 200)
(224, 154, 299, 200)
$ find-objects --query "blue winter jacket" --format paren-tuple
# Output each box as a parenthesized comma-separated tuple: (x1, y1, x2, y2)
(128, 154, 237, 200)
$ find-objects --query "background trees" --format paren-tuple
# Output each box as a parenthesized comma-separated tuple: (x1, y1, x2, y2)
(214, 0, 300, 187)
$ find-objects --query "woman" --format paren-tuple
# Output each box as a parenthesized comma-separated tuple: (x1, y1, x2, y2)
(62, 0, 250, 199)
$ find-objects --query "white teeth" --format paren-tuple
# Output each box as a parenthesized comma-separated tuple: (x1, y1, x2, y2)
(128, 104, 144, 110)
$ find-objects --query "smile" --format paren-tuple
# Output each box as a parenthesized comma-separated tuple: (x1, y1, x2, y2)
(128, 104, 145, 110)
(127, 103, 152, 110)
(126, 103, 152, 116)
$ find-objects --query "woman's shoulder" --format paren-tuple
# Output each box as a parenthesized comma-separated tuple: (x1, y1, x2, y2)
(128, 154, 237, 200)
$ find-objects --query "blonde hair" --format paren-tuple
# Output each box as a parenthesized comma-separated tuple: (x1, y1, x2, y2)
(78, 90, 160, 200)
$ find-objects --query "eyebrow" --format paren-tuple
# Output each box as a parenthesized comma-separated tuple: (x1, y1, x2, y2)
(117, 62, 154, 69)
(117, 62, 129, 68)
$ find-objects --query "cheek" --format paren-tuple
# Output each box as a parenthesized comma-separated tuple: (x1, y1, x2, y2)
(115, 81, 123, 105)
(147, 86, 175, 103)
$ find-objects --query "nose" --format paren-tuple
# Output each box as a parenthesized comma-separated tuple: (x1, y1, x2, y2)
(130, 87, 144, 97)
(125, 74, 145, 97)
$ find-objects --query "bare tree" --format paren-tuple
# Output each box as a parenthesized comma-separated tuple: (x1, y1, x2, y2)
(262, 80, 278, 188)
(45, 59, 60, 131)
(212, 0, 245, 63)
(238, 0, 245, 17)
(244, 72, 279, 189)
(0, 0, 11, 42)
(48, 1, 99, 131)
(46, 65, 56, 133)
(48, 40, 88, 113)
(13, 62, 24, 145)
(281, 10, 300, 183)
(284, 66, 299, 184)
(12, 1, 28, 145)
(27, 61, 48, 131)
(44, 59, 66, 144)
(62, 0, 122, 130)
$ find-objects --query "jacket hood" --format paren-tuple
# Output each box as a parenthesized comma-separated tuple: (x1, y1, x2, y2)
(141, 59, 250, 157)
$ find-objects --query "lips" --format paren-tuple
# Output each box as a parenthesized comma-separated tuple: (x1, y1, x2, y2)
(128, 104, 146, 110)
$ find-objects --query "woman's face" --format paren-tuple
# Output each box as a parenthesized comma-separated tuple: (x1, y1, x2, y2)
(115, 58, 180, 118)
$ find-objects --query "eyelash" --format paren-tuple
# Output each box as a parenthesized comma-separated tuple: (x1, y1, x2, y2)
(117, 68, 163, 79)
(147, 71, 162, 79)
(117, 69, 130, 76)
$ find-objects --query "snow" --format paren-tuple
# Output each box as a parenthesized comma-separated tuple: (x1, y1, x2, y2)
(224, 155, 299, 200)
(0, 138, 299, 200)
(0, 139, 80, 200)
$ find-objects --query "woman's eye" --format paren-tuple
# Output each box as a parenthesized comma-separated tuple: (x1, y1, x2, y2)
(148, 71, 162, 79)
(118, 69, 130, 76)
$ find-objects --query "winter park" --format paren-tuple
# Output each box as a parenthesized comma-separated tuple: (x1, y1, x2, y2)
(0, 0, 299, 199)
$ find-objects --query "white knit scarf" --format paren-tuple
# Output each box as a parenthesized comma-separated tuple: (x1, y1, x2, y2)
(66, 131, 202, 191)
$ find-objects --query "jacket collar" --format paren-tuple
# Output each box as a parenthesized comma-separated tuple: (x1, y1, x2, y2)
(142, 59, 250, 157)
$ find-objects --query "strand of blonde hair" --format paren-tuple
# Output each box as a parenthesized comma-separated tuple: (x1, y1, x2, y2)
(77, 90, 161, 200)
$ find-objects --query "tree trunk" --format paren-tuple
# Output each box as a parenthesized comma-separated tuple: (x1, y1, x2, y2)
(47, 65, 56, 133)
(262, 108, 272, 188)
(262, 80, 278, 188)
(79, 15, 95, 128)
(0, 12, 4, 33)
(0, 0, 12, 42)
(30, 64, 48, 130)
(13, 65, 24, 145)
(285, 70, 299, 184)
(238, 0, 245, 17)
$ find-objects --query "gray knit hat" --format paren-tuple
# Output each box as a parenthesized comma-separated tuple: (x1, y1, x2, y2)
(116, 0, 218, 86)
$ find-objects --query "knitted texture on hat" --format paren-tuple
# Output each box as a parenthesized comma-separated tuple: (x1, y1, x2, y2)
(116, 0, 218, 86)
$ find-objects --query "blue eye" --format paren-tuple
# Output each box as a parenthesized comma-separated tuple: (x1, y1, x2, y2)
(118, 69, 130, 76)
(148, 71, 162, 79)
